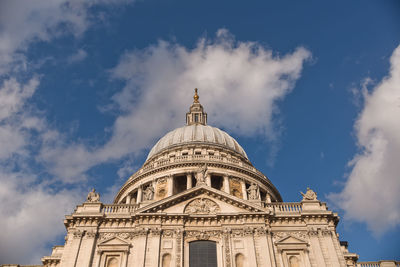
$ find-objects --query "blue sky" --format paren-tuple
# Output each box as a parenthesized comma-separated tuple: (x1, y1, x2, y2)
(0, 0, 399, 264)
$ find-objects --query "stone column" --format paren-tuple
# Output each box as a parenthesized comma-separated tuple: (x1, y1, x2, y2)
(223, 175, 230, 194)
(186, 173, 192, 189)
(205, 174, 211, 187)
(241, 179, 248, 200)
(126, 193, 131, 204)
(167, 175, 173, 196)
(136, 187, 142, 204)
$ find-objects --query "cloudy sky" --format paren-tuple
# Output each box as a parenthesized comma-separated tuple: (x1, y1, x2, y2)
(0, 0, 399, 264)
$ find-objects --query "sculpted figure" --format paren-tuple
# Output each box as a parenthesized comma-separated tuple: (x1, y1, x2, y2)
(143, 184, 155, 200)
(247, 183, 259, 200)
(301, 187, 317, 201)
(87, 188, 100, 202)
(195, 163, 207, 185)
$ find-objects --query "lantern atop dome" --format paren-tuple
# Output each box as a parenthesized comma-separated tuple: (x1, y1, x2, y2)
(186, 88, 207, 126)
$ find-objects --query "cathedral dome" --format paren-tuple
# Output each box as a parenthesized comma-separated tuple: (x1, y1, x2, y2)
(146, 124, 248, 160)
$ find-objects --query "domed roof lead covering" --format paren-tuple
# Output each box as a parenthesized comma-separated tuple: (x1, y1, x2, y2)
(147, 124, 248, 160)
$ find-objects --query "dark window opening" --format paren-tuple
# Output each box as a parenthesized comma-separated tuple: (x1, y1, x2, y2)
(189, 241, 217, 267)
(131, 191, 138, 204)
(192, 176, 197, 187)
(194, 114, 199, 122)
(260, 190, 266, 202)
(173, 175, 187, 194)
(182, 152, 188, 156)
(211, 175, 223, 190)
(195, 151, 201, 155)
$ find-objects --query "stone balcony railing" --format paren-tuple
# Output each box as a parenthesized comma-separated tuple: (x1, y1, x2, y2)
(99, 202, 306, 215)
(101, 204, 139, 214)
(357, 261, 400, 267)
(138, 154, 261, 179)
(264, 202, 303, 213)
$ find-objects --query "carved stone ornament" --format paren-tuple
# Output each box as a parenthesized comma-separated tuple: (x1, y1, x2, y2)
(86, 188, 100, 202)
(184, 198, 220, 214)
(247, 183, 259, 200)
(195, 163, 208, 186)
(143, 184, 155, 201)
(185, 230, 221, 240)
(300, 187, 317, 201)
(273, 231, 308, 241)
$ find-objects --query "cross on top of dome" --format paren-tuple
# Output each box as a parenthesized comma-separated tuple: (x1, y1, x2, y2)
(186, 88, 207, 125)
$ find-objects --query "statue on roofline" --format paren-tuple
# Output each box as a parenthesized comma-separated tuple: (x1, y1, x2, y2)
(87, 188, 100, 202)
(301, 187, 317, 201)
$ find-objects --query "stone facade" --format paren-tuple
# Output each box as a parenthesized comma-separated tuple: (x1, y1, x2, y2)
(3, 90, 398, 267)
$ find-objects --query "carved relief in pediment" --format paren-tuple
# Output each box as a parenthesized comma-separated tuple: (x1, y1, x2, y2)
(184, 198, 220, 214)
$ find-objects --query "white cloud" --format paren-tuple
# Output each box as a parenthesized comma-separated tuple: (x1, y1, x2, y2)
(0, 170, 82, 264)
(39, 29, 311, 181)
(67, 49, 88, 63)
(0, 77, 85, 264)
(0, 0, 132, 75)
(329, 44, 400, 235)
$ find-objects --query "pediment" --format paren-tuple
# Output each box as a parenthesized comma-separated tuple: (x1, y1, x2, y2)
(136, 185, 267, 214)
(275, 235, 307, 245)
(98, 236, 130, 246)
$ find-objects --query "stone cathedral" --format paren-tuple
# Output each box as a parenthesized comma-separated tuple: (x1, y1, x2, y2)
(4, 90, 398, 267)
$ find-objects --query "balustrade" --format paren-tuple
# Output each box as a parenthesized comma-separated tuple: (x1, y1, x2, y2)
(357, 262, 380, 267)
(102, 204, 138, 214)
(265, 202, 302, 213)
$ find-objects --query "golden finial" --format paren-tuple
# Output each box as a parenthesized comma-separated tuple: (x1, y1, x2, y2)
(193, 88, 199, 103)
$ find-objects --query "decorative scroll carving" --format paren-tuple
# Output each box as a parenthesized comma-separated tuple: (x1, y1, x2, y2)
(162, 229, 174, 238)
(150, 228, 162, 236)
(301, 187, 317, 201)
(73, 230, 84, 239)
(86, 188, 100, 202)
(254, 227, 267, 237)
(98, 229, 149, 241)
(223, 228, 232, 267)
(85, 230, 97, 238)
(185, 230, 221, 240)
(243, 227, 254, 236)
(184, 198, 220, 214)
(175, 229, 183, 267)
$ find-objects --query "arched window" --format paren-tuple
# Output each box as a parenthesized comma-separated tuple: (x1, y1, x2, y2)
(107, 257, 119, 267)
(289, 255, 300, 267)
(189, 240, 217, 267)
(162, 253, 171, 267)
(235, 253, 245, 267)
